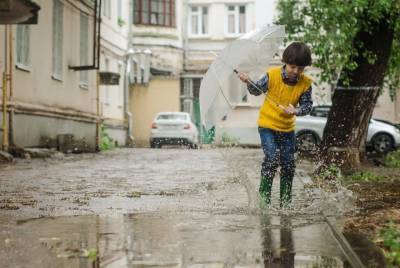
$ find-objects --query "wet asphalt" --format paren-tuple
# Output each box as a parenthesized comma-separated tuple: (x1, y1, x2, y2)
(0, 148, 355, 267)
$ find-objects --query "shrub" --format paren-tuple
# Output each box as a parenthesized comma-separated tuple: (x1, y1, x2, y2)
(380, 222, 400, 267)
(385, 150, 400, 168)
(100, 124, 115, 151)
(221, 132, 240, 147)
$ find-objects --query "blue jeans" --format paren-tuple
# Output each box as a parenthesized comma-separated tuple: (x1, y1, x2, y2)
(258, 127, 296, 180)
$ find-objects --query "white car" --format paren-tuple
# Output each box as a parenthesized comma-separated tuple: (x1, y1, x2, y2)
(295, 105, 400, 153)
(150, 112, 199, 148)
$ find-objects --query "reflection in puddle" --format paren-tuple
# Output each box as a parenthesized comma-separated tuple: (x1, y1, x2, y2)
(0, 213, 349, 267)
(260, 215, 343, 267)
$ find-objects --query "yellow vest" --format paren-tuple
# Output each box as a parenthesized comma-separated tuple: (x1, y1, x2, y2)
(258, 66, 312, 132)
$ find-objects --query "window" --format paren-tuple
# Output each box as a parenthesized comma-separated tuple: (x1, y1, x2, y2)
(118, 0, 122, 17)
(117, 0, 122, 25)
(16, 25, 30, 68)
(189, 6, 208, 35)
(157, 113, 187, 120)
(52, 0, 63, 79)
(182, 79, 193, 97)
(80, 13, 89, 86)
(134, 0, 176, 27)
(103, 0, 111, 19)
(183, 99, 193, 114)
(310, 106, 330, 117)
(105, 58, 110, 105)
(118, 63, 123, 106)
(227, 5, 246, 35)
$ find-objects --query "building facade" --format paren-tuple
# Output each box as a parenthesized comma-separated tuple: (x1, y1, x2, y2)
(129, 0, 184, 146)
(182, 0, 257, 142)
(0, 0, 99, 152)
(99, 0, 132, 147)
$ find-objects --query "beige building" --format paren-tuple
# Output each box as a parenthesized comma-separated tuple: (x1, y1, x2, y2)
(182, 0, 257, 143)
(99, 0, 132, 146)
(373, 87, 400, 124)
(0, 0, 100, 152)
(129, 0, 184, 146)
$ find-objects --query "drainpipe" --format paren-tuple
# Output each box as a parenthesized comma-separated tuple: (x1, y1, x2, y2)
(2, 25, 9, 152)
(8, 25, 14, 147)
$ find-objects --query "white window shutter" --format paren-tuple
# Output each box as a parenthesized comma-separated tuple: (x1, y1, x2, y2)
(52, 0, 63, 79)
(80, 13, 89, 85)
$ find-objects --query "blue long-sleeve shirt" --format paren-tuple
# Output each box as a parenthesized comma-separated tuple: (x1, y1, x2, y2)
(247, 67, 313, 116)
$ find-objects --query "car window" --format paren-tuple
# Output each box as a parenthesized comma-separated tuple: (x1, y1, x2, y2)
(157, 114, 187, 121)
(311, 107, 330, 117)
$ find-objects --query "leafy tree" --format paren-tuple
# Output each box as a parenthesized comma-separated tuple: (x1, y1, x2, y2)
(276, 0, 400, 171)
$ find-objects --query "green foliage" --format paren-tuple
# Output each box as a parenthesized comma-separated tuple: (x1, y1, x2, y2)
(117, 17, 126, 27)
(100, 124, 115, 151)
(317, 164, 342, 180)
(380, 222, 400, 267)
(276, 0, 400, 93)
(344, 170, 383, 182)
(83, 248, 98, 261)
(385, 150, 400, 167)
(221, 132, 240, 147)
(202, 126, 215, 144)
(313, 164, 343, 191)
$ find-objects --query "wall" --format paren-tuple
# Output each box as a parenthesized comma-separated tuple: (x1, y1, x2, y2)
(0, 0, 98, 150)
(130, 78, 180, 145)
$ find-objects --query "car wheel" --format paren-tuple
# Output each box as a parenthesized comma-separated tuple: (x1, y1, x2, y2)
(296, 132, 319, 152)
(150, 141, 162, 148)
(189, 143, 198, 149)
(372, 133, 393, 153)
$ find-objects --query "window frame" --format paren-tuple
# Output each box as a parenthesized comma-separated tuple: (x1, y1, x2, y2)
(182, 99, 193, 115)
(52, 0, 63, 81)
(117, 0, 123, 26)
(225, 4, 246, 36)
(16, 25, 31, 71)
(189, 5, 209, 37)
(103, 0, 111, 19)
(79, 12, 89, 88)
(104, 57, 110, 106)
(134, 0, 176, 27)
(118, 62, 124, 107)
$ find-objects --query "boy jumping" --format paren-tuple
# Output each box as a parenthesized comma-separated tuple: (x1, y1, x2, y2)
(238, 42, 313, 208)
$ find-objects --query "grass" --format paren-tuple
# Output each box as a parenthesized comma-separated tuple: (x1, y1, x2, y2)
(385, 150, 400, 168)
(343, 170, 385, 183)
(379, 222, 400, 267)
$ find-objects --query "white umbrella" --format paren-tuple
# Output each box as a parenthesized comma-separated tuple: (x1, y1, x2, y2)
(199, 25, 285, 132)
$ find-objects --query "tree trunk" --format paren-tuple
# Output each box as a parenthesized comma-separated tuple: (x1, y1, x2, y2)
(320, 17, 394, 172)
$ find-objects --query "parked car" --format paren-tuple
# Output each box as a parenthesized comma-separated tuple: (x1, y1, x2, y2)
(150, 112, 199, 148)
(295, 105, 400, 153)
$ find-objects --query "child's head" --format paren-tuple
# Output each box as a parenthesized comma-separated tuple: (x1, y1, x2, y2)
(282, 42, 312, 67)
(282, 42, 312, 79)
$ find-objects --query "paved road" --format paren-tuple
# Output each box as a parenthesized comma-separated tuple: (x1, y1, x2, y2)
(0, 148, 353, 267)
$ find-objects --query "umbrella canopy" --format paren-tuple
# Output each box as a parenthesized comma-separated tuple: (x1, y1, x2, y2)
(199, 25, 285, 132)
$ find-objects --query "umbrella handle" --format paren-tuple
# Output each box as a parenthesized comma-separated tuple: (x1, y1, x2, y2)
(234, 70, 286, 111)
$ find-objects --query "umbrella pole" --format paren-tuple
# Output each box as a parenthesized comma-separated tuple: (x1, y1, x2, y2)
(245, 77, 284, 109)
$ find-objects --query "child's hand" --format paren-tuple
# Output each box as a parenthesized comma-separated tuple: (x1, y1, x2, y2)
(281, 104, 297, 115)
(238, 72, 250, 83)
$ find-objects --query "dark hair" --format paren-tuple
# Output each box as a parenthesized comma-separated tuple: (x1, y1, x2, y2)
(282, 42, 312, 66)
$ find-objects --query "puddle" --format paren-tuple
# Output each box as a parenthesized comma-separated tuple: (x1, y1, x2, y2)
(0, 212, 352, 268)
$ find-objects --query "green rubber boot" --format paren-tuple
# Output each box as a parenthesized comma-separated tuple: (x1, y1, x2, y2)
(259, 176, 273, 205)
(280, 177, 293, 208)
